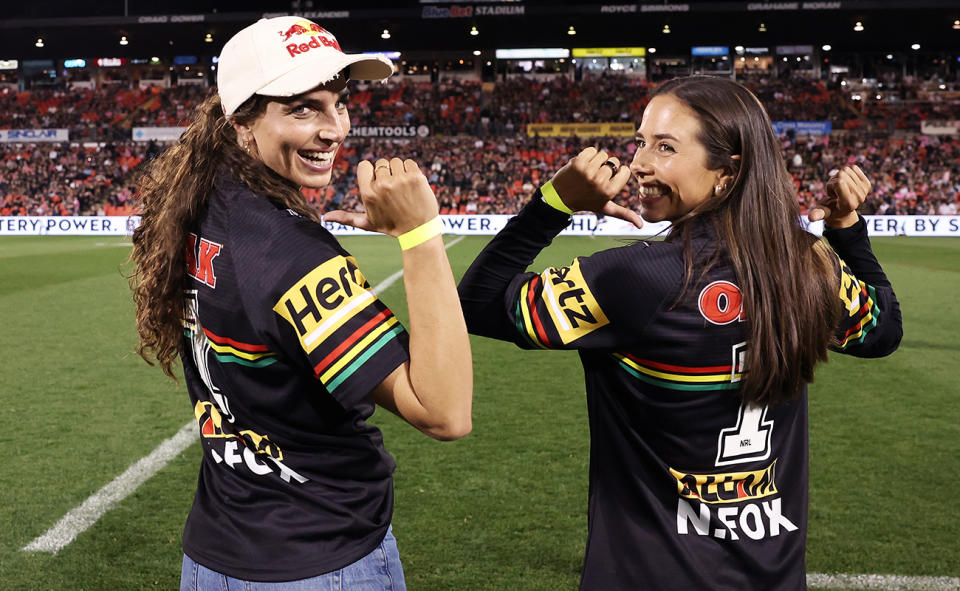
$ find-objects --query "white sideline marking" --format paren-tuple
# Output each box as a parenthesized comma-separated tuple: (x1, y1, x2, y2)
(808, 573, 960, 590)
(22, 422, 197, 554)
(373, 235, 465, 295)
(23, 234, 467, 554)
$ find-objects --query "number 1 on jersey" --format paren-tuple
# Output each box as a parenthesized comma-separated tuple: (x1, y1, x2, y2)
(715, 342, 773, 466)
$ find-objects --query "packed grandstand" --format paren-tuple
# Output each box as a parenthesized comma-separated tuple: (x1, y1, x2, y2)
(1, 72, 958, 219)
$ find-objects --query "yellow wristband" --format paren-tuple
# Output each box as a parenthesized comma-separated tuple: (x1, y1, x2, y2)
(397, 216, 443, 250)
(541, 180, 573, 214)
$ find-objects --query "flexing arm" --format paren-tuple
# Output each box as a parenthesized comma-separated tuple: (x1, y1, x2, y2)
(459, 148, 636, 342)
(327, 159, 472, 440)
(812, 166, 902, 357)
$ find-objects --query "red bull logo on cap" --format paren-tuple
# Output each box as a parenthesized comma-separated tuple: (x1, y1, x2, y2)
(278, 20, 342, 57)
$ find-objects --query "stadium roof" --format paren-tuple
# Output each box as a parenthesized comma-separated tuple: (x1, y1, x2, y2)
(1, 1, 958, 59)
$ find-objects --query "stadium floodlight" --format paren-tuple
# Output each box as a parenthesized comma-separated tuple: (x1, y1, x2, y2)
(662, 24, 670, 34)
(648, 47, 657, 54)
(35, 38, 44, 48)
(954, 20, 960, 30)
(204, 33, 213, 43)
(910, 43, 920, 50)
(568, 26, 576, 36)
(854, 21, 864, 32)
(120, 36, 129, 46)
(822, 44, 831, 52)
(381, 29, 391, 39)
(472, 50, 481, 56)
(758, 22, 767, 32)
(470, 25, 478, 36)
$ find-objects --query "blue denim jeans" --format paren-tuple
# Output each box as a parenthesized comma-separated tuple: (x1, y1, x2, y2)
(180, 527, 407, 591)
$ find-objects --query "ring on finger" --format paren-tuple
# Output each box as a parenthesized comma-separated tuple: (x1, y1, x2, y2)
(601, 159, 619, 177)
(375, 164, 391, 173)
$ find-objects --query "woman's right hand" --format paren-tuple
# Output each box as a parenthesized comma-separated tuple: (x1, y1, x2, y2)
(549, 147, 641, 227)
(324, 158, 439, 237)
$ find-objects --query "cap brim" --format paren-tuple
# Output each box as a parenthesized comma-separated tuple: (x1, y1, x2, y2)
(257, 52, 394, 98)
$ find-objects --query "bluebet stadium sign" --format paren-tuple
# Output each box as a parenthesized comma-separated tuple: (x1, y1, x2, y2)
(3, 215, 960, 237)
(0, 129, 70, 142)
(771, 121, 832, 135)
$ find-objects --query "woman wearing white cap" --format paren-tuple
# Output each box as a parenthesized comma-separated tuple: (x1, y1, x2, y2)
(129, 16, 472, 590)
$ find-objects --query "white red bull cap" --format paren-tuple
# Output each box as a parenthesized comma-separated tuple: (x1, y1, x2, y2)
(217, 16, 394, 116)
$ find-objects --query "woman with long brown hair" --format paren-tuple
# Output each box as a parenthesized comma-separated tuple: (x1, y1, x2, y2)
(129, 16, 471, 590)
(458, 76, 901, 590)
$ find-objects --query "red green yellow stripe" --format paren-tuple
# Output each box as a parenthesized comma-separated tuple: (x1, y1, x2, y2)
(613, 352, 741, 391)
(203, 328, 270, 352)
(326, 324, 405, 392)
(838, 282, 879, 349)
(313, 309, 392, 375)
(317, 316, 401, 385)
(199, 328, 277, 367)
(516, 279, 550, 349)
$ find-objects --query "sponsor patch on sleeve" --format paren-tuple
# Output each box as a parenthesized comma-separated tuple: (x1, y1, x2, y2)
(539, 258, 609, 344)
(837, 258, 862, 317)
(273, 256, 375, 354)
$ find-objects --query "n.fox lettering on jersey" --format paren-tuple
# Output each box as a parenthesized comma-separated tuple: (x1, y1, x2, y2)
(186, 233, 223, 288)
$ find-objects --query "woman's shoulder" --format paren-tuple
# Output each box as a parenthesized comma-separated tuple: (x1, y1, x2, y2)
(209, 171, 340, 254)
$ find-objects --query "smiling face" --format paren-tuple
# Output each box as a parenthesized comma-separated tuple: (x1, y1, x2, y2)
(237, 75, 350, 189)
(629, 93, 731, 223)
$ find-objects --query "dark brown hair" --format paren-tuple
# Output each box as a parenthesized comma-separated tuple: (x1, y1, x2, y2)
(128, 91, 321, 378)
(655, 76, 840, 406)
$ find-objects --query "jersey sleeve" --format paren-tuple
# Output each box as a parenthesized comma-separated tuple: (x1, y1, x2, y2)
(824, 216, 902, 358)
(230, 199, 409, 409)
(459, 193, 674, 351)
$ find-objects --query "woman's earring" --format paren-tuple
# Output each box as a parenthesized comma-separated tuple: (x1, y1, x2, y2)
(242, 140, 250, 154)
(715, 184, 723, 196)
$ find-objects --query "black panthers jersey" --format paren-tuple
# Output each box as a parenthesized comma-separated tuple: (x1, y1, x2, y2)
(458, 194, 901, 590)
(179, 173, 409, 581)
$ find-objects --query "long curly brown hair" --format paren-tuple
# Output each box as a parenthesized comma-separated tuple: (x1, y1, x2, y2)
(129, 91, 322, 378)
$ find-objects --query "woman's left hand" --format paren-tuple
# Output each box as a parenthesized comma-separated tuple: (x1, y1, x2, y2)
(324, 158, 439, 237)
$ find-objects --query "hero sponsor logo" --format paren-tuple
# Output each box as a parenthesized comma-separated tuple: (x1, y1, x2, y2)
(541, 258, 609, 344)
(672, 462, 798, 540)
(195, 401, 308, 483)
(274, 256, 373, 354)
(279, 20, 342, 57)
(186, 233, 222, 288)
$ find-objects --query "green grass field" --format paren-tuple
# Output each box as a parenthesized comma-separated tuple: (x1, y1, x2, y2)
(0, 234, 957, 590)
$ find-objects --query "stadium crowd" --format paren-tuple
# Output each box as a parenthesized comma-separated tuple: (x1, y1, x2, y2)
(1, 75, 958, 217)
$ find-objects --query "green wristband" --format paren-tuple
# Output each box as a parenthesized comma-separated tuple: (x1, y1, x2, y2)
(397, 216, 443, 250)
(541, 180, 573, 215)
